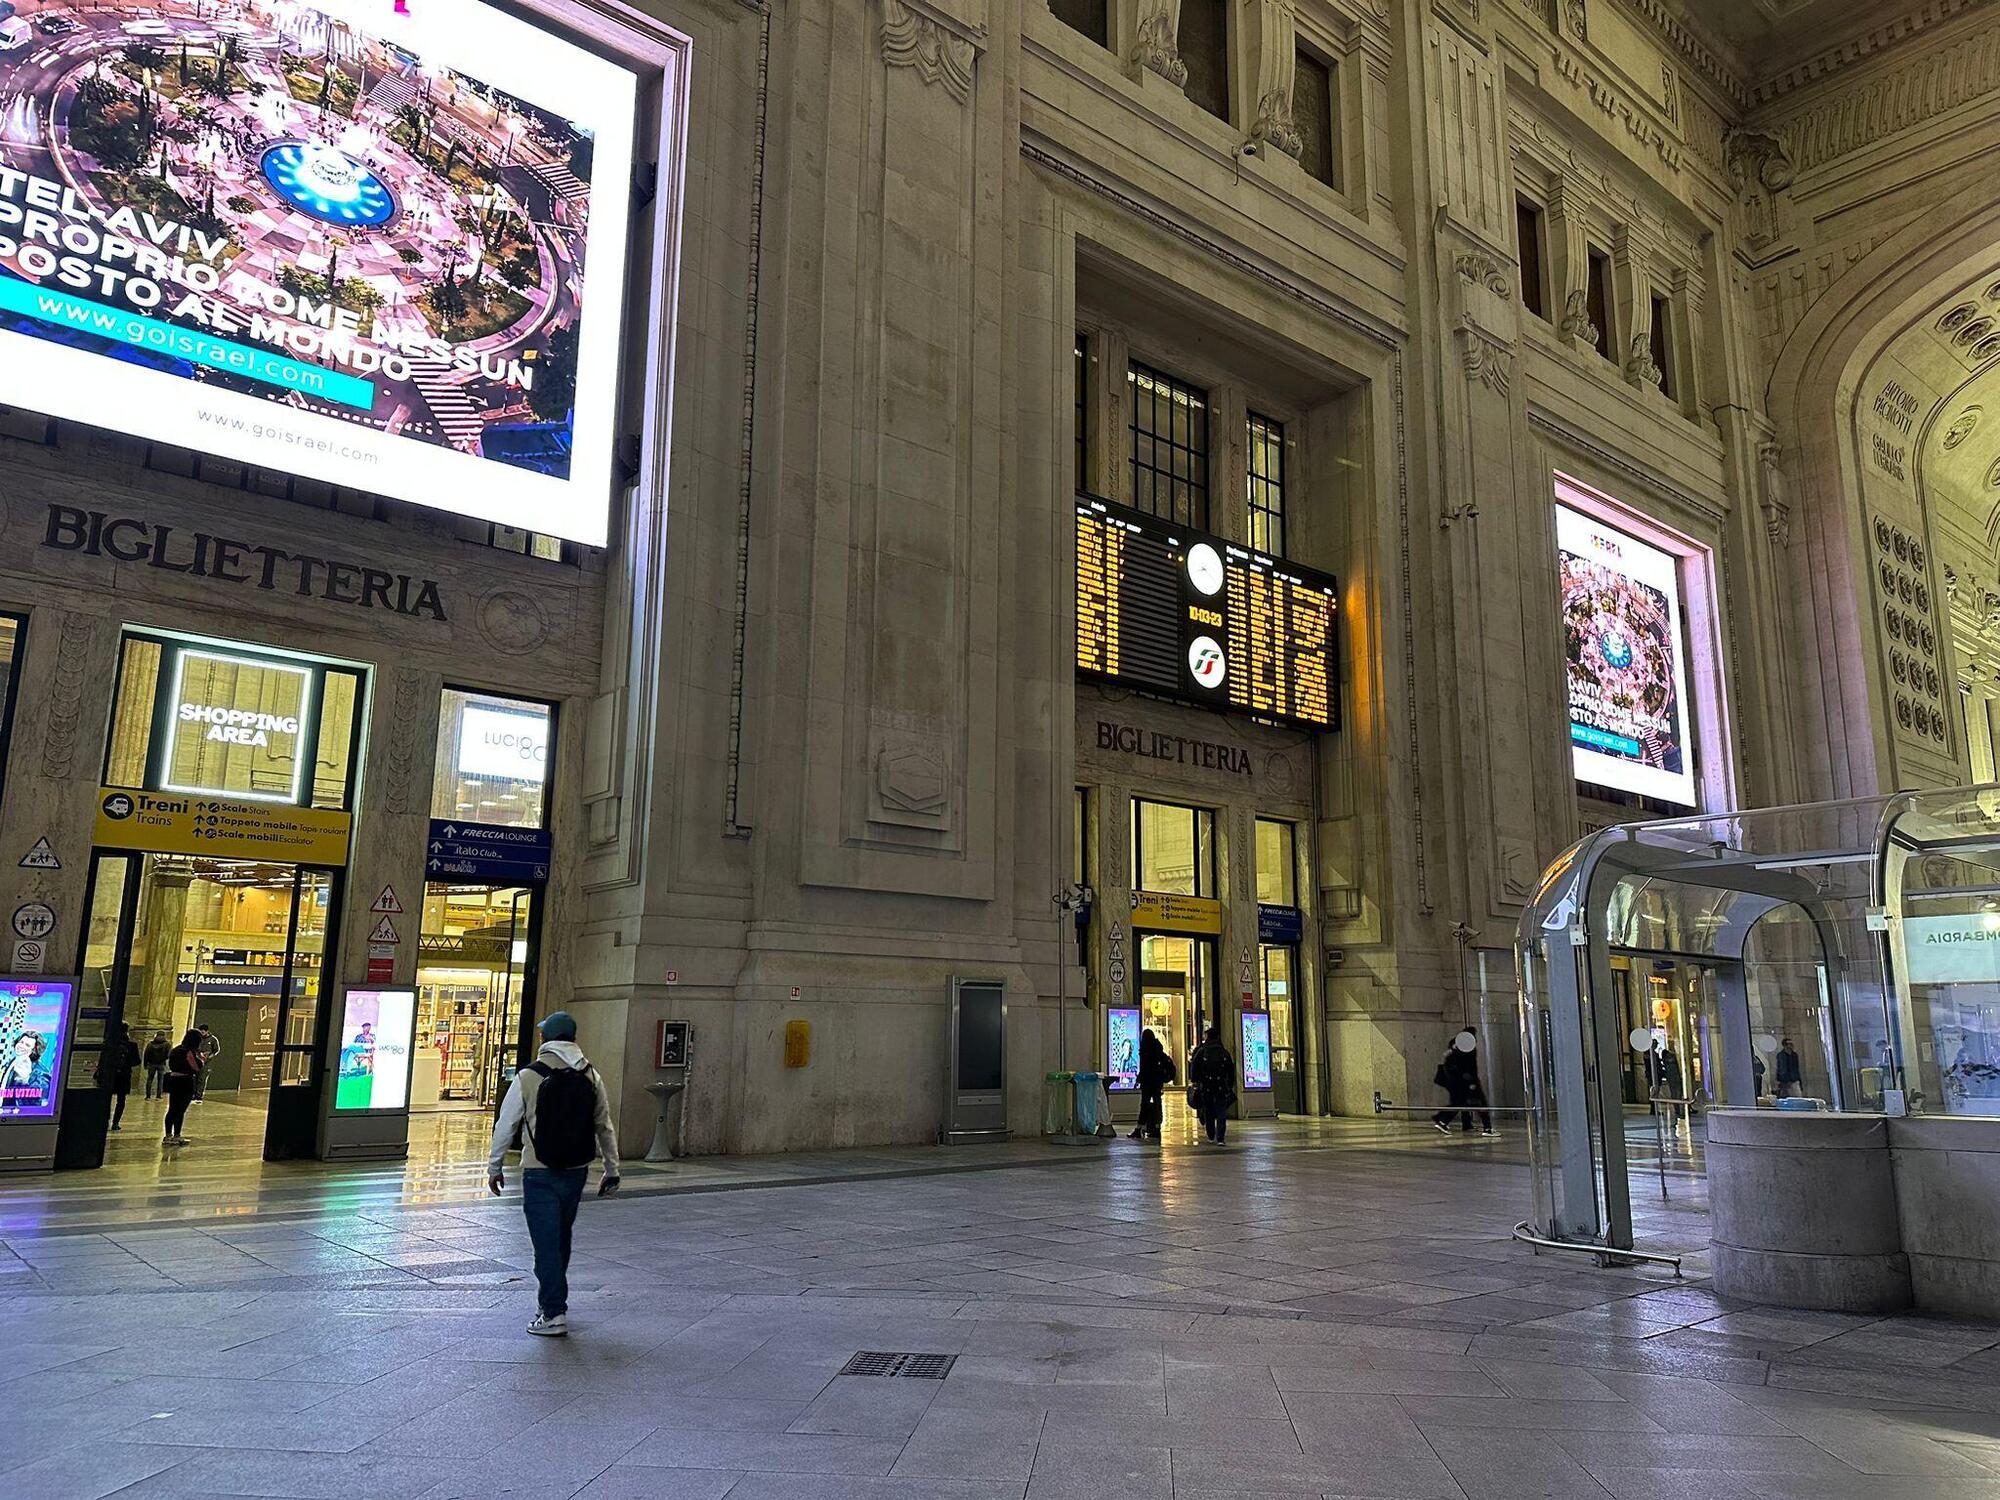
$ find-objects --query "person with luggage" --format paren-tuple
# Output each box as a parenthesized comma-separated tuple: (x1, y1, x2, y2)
(1188, 1025, 1237, 1144)
(1129, 1028, 1175, 1141)
(1432, 1029, 1495, 1135)
(97, 1021, 143, 1133)
(162, 1029, 205, 1145)
(487, 1012, 621, 1337)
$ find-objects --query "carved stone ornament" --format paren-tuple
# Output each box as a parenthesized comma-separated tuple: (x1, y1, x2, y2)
(882, 0, 976, 104)
(1131, 0, 1188, 87)
(1564, 0, 1587, 42)
(1557, 288, 1596, 348)
(1253, 89, 1304, 158)
(1459, 318, 1512, 396)
(41, 613, 94, 781)
(1757, 441, 1792, 547)
(875, 740, 949, 819)
(1248, 0, 1303, 159)
(1943, 407, 1982, 451)
(1454, 252, 1513, 300)
(1724, 128, 1795, 251)
(1625, 333, 1663, 389)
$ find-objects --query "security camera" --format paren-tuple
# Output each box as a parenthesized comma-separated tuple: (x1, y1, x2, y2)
(1241, 141, 1260, 156)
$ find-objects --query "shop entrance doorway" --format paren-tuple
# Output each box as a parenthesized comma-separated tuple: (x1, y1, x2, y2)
(62, 853, 336, 1168)
(1137, 934, 1218, 1137)
(413, 883, 542, 1115)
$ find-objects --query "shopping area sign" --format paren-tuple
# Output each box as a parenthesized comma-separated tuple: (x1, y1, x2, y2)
(94, 788, 352, 865)
(426, 819, 550, 883)
(0, 0, 638, 544)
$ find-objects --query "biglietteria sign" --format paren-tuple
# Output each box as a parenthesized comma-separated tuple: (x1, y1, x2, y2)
(0, 0, 638, 544)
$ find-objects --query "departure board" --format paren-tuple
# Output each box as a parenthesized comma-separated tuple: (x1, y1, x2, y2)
(1076, 498, 1340, 730)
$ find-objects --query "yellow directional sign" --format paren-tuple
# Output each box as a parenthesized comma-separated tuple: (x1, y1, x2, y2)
(1130, 891, 1225, 935)
(92, 788, 352, 867)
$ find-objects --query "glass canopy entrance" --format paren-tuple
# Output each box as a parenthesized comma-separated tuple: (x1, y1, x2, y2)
(1516, 786, 2000, 1257)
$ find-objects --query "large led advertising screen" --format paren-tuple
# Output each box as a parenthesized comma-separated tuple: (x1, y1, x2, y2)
(0, 0, 636, 544)
(1556, 503, 1697, 806)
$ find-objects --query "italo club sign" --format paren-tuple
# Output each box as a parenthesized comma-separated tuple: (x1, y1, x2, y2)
(0, 0, 637, 543)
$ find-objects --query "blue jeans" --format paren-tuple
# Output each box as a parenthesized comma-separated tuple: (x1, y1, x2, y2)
(521, 1167, 588, 1315)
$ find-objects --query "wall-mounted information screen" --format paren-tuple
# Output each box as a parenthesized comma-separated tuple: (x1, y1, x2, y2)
(1076, 498, 1338, 730)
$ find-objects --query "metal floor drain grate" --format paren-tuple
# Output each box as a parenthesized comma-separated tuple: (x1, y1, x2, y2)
(840, 1350, 957, 1379)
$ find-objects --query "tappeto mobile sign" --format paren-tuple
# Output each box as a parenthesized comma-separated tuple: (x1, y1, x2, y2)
(0, 0, 636, 544)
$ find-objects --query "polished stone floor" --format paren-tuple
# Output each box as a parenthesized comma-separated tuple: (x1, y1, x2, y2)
(1, 1126, 1993, 1499)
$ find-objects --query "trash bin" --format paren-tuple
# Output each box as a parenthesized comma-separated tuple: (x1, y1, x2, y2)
(1072, 1071, 1108, 1136)
(1043, 1071, 1076, 1136)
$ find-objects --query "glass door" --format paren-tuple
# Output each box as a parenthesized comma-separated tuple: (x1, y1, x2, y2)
(1261, 944, 1300, 1113)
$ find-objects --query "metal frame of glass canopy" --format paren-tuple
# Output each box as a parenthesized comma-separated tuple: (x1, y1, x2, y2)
(1514, 785, 2000, 1258)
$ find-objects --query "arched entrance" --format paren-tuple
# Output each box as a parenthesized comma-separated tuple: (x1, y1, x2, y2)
(1768, 184, 2000, 801)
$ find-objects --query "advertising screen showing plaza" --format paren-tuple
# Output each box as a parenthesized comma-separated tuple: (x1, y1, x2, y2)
(1556, 503, 1697, 806)
(0, 0, 637, 544)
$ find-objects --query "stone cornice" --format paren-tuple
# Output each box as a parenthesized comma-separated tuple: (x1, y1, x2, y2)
(1751, 0, 1998, 106)
(1623, 0, 1749, 110)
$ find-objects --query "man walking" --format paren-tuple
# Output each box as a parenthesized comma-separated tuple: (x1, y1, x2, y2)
(142, 1031, 170, 1100)
(487, 1012, 620, 1337)
(1775, 1037, 1804, 1099)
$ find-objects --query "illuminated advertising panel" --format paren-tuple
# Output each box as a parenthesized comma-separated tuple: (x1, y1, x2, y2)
(0, 979, 73, 1118)
(0, 0, 637, 544)
(1240, 1011, 1272, 1092)
(1077, 498, 1338, 731)
(333, 987, 415, 1111)
(457, 702, 550, 781)
(165, 650, 313, 802)
(1106, 1007, 1140, 1092)
(1556, 504, 1697, 806)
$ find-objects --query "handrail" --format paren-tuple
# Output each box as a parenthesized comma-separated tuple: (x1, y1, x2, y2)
(1510, 1220, 1684, 1275)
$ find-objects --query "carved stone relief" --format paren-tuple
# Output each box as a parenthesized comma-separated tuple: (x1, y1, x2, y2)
(1249, 0, 1303, 159)
(1624, 334, 1662, 390)
(40, 614, 94, 781)
(379, 669, 429, 815)
(1131, 0, 1188, 87)
(1454, 252, 1513, 300)
(1557, 289, 1596, 349)
(882, 0, 976, 103)
(1874, 516, 1948, 748)
(1724, 128, 1795, 253)
(1458, 319, 1512, 396)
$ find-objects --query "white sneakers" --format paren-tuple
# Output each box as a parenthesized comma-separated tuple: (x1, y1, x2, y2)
(527, 1312, 568, 1337)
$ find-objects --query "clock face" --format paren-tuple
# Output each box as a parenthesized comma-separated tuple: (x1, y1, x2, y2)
(1186, 542, 1225, 597)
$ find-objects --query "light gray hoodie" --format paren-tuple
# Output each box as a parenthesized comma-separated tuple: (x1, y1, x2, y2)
(486, 1040, 620, 1178)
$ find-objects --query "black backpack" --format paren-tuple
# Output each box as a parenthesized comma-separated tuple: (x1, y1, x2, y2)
(525, 1061, 598, 1170)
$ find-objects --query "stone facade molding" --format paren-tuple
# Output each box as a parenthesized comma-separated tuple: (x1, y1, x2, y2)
(881, 0, 978, 103)
(1763, 15, 2000, 175)
(1458, 318, 1513, 395)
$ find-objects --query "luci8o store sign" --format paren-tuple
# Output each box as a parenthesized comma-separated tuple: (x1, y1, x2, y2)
(0, 0, 637, 544)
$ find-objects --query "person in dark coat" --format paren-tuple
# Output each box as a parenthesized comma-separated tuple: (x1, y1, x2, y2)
(162, 1029, 205, 1146)
(97, 1021, 143, 1132)
(1432, 1031, 1494, 1135)
(142, 1031, 170, 1099)
(1188, 1025, 1237, 1144)
(1130, 1028, 1176, 1141)
(1774, 1037, 1804, 1098)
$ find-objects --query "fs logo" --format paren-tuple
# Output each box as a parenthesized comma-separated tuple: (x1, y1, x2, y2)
(1187, 636, 1227, 690)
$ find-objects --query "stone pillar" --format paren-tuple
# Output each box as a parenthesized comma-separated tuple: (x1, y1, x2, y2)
(130, 869, 190, 1038)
